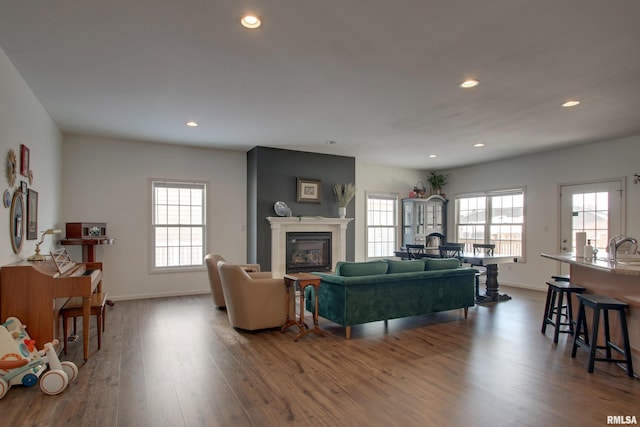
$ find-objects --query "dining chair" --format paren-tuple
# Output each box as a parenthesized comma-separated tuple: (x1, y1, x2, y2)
(405, 244, 425, 259)
(439, 244, 463, 259)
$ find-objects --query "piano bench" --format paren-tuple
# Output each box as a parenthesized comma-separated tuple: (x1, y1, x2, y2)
(60, 292, 108, 355)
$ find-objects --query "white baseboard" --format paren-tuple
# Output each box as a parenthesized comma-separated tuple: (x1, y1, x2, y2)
(107, 289, 211, 301)
(498, 281, 546, 292)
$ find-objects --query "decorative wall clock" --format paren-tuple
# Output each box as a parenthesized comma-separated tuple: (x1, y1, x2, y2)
(6, 148, 17, 187)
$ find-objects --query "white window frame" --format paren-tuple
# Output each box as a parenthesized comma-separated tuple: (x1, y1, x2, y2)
(366, 192, 399, 259)
(455, 187, 526, 260)
(151, 179, 207, 272)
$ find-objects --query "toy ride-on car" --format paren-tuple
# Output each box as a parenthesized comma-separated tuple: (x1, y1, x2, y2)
(0, 317, 78, 399)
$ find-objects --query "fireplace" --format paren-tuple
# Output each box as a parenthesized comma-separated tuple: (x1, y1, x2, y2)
(286, 232, 332, 273)
(266, 216, 352, 277)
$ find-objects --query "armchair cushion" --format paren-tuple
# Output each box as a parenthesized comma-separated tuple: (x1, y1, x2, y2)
(217, 261, 294, 331)
(204, 253, 261, 308)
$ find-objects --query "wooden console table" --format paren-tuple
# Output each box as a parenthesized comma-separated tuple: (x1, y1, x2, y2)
(281, 273, 327, 341)
(60, 238, 115, 263)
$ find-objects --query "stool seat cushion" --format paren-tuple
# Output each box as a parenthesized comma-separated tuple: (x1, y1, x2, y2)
(62, 292, 108, 313)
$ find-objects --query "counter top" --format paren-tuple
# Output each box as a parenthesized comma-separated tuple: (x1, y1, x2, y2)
(541, 252, 640, 276)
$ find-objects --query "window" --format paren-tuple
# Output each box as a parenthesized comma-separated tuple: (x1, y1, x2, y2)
(366, 192, 398, 258)
(455, 189, 525, 257)
(152, 180, 206, 270)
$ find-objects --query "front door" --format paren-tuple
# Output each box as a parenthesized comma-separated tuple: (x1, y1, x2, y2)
(559, 180, 623, 274)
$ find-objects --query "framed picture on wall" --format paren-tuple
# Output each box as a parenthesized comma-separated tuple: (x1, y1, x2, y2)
(297, 178, 321, 203)
(27, 189, 38, 240)
(20, 144, 30, 177)
(10, 190, 24, 253)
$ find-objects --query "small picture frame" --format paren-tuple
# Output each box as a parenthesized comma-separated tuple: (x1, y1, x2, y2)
(20, 181, 27, 194)
(297, 178, 321, 203)
(27, 189, 38, 240)
(20, 144, 30, 177)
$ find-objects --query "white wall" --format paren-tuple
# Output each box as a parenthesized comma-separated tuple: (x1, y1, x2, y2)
(443, 135, 640, 291)
(355, 161, 425, 261)
(0, 48, 62, 268)
(7, 36, 639, 298)
(62, 135, 247, 300)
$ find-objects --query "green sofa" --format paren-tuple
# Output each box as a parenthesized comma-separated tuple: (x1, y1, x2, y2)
(306, 258, 477, 339)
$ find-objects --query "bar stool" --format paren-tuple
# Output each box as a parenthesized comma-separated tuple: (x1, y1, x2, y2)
(541, 280, 586, 343)
(571, 294, 634, 377)
(60, 292, 108, 355)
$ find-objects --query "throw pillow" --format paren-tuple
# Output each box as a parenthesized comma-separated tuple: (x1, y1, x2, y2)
(386, 259, 426, 274)
(336, 260, 389, 277)
(424, 258, 461, 271)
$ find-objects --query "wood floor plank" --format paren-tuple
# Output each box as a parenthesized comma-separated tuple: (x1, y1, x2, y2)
(2, 287, 638, 426)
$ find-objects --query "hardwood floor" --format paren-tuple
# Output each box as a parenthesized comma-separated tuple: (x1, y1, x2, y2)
(2, 286, 638, 426)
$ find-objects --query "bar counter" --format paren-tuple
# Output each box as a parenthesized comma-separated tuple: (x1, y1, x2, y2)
(541, 253, 640, 373)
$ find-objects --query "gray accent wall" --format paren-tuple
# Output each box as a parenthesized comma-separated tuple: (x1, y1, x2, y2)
(247, 146, 356, 270)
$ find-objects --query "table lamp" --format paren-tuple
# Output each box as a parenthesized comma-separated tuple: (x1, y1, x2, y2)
(28, 228, 62, 261)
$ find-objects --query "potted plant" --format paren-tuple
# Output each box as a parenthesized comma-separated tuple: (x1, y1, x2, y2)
(333, 183, 356, 218)
(427, 171, 448, 195)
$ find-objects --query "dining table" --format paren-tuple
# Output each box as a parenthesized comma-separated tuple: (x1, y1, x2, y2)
(458, 252, 520, 303)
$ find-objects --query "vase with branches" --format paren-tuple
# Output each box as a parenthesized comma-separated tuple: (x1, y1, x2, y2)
(333, 183, 356, 218)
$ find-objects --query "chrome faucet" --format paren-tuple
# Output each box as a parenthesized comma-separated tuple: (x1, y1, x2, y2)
(609, 235, 638, 261)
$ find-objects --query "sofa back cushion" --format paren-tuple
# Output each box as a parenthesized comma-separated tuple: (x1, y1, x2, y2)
(386, 259, 426, 274)
(424, 257, 461, 271)
(336, 260, 389, 277)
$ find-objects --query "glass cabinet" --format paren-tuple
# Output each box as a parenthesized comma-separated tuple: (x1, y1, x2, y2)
(402, 195, 447, 246)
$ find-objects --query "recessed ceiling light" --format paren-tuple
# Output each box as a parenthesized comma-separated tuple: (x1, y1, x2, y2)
(240, 14, 261, 29)
(428, 154, 437, 158)
(562, 100, 580, 107)
(473, 143, 485, 148)
(459, 79, 479, 89)
(325, 140, 337, 145)
(186, 121, 198, 127)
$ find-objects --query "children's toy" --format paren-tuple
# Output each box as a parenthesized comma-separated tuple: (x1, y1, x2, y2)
(0, 317, 78, 399)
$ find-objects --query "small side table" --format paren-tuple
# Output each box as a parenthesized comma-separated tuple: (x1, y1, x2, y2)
(281, 273, 327, 341)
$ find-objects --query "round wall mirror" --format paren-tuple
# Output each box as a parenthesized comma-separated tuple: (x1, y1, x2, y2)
(10, 190, 24, 253)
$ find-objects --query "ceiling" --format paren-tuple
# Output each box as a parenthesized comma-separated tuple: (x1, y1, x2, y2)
(1, 1, 640, 170)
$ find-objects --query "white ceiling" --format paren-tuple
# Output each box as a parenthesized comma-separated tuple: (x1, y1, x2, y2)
(1, 0, 640, 169)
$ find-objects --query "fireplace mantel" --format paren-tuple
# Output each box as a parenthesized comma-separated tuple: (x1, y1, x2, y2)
(266, 217, 353, 277)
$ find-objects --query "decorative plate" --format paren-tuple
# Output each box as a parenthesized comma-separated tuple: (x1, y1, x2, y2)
(6, 148, 17, 187)
(274, 201, 290, 217)
(3, 189, 11, 208)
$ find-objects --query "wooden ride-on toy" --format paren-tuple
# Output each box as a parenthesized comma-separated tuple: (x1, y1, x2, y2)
(0, 317, 78, 399)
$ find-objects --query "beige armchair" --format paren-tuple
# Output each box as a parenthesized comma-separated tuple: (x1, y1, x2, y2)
(204, 254, 261, 308)
(217, 261, 295, 331)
